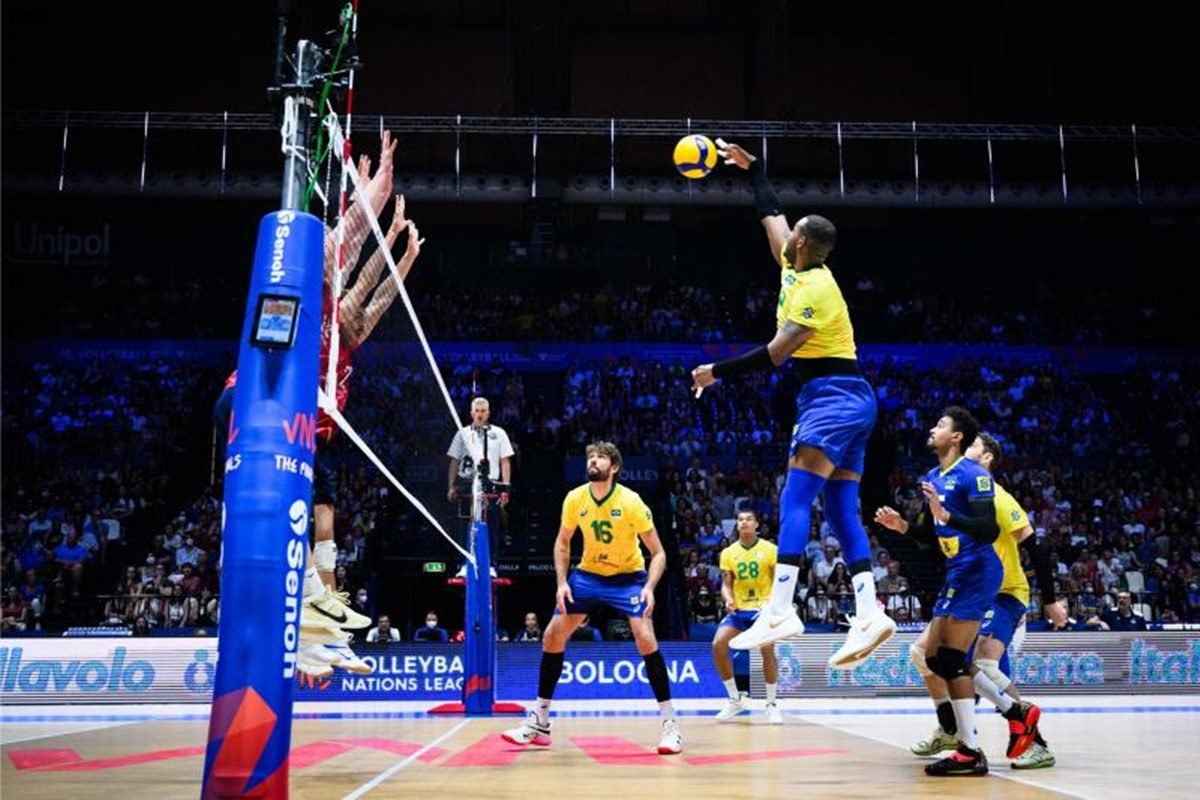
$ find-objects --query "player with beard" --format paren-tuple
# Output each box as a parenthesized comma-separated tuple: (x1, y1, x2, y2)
(502, 441, 682, 755)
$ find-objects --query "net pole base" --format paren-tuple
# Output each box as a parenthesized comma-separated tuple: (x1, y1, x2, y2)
(462, 519, 495, 715)
(427, 701, 526, 716)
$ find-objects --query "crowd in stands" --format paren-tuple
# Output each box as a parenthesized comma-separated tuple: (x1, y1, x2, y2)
(12, 260, 1183, 347)
(3, 345, 1197, 637)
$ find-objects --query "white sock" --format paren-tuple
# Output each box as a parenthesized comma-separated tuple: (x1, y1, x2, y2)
(768, 564, 801, 615)
(951, 699, 979, 749)
(658, 700, 675, 720)
(973, 671, 1014, 712)
(851, 570, 878, 619)
(304, 567, 327, 602)
(722, 678, 739, 701)
(535, 697, 552, 726)
(932, 694, 950, 710)
(766, 683, 777, 704)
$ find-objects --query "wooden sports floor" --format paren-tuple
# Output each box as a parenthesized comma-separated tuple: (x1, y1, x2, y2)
(3, 696, 1196, 799)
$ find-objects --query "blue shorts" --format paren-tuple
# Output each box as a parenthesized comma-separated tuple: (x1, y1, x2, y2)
(978, 593, 1027, 647)
(933, 555, 1003, 622)
(717, 609, 760, 632)
(558, 569, 648, 618)
(790, 375, 877, 474)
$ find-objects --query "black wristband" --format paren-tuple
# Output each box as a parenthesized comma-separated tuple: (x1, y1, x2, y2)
(711, 345, 773, 380)
(748, 159, 783, 219)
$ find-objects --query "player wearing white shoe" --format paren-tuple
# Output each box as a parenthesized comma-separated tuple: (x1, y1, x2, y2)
(873, 407, 1003, 776)
(691, 140, 894, 668)
(883, 431, 1065, 767)
(502, 442, 682, 755)
(713, 510, 783, 724)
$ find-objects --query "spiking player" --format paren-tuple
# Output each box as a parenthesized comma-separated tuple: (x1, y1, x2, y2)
(873, 407, 1009, 776)
(882, 431, 1065, 769)
(502, 441, 683, 754)
(690, 139, 895, 669)
(713, 509, 783, 724)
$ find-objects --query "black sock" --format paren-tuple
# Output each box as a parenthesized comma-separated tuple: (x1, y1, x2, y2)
(936, 700, 958, 735)
(538, 651, 565, 700)
(643, 650, 672, 703)
(1035, 731, 1048, 747)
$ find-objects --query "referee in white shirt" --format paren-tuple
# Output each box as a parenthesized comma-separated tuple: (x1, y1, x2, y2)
(447, 397, 514, 566)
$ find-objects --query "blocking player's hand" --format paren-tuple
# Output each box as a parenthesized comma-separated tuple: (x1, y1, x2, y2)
(639, 586, 656, 617)
(715, 138, 757, 170)
(724, 599, 737, 614)
(1044, 599, 1069, 630)
(404, 221, 425, 261)
(556, 582, 574, 615)
(691, 364, 716, 397)
(874, 506, 908, 533)
(387, 195, 408, 238)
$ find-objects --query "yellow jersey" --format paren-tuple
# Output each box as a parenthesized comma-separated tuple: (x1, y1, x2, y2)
(992, 482, 1031, 605)
(560, 483, 653, 576)
(776, 248, 857, 360)
(718, 538, 777, 610)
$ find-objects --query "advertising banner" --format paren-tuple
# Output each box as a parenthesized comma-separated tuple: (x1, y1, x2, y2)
(3, 634, 1196, 705)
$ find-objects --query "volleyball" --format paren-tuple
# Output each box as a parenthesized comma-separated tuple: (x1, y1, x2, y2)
(673, 134, 718, 179)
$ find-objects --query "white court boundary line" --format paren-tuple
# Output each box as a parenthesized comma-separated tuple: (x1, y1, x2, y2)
(341, 717, 472, 800)
(798, 710, 1094, 800)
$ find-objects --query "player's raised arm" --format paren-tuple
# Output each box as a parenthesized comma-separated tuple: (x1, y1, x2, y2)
(716, 137, 790, 267)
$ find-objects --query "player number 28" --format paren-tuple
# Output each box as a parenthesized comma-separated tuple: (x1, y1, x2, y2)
(736, 561, 760, 580)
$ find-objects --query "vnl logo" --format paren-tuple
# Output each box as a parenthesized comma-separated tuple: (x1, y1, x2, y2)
(282, 499, 308, 680)
(0, 647, 154, 693)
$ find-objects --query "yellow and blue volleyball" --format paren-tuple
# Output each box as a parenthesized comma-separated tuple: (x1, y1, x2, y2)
(673, 134, 718, 179)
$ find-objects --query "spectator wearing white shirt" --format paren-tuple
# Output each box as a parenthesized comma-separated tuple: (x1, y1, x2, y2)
(872, 550, 891, 583)
(366, 615, 401, 643)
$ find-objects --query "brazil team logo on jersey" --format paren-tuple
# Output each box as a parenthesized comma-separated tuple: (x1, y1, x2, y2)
(945, 477, 958, 490)
(612, 509, 622, 518)
(801, 306, 814, 319)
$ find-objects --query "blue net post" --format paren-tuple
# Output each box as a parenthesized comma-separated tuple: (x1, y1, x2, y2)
(463, 516, 495, 715)
(202, 38, 323, 800)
